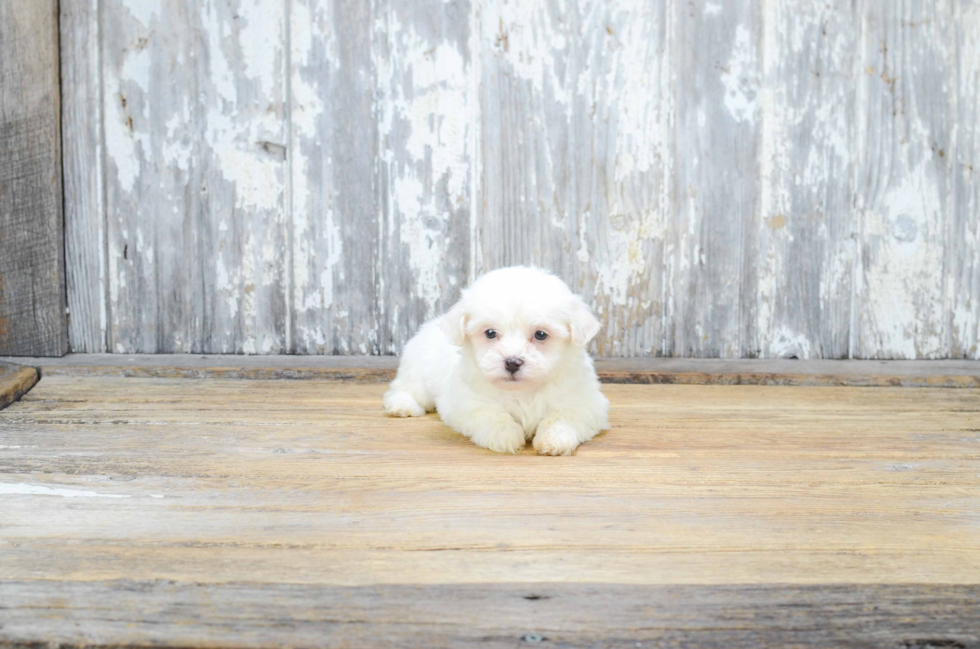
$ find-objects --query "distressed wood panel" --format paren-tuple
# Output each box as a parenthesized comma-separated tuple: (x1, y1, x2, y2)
(3, 379, 980, 586)
(949, 0, 980, 359)
(853, 1, 953, 359)
(666, 0, 762, 357)
(375, 0, 475, 354)
(289, 0, 380, 354)
(0, 0, 67, 357)
(58, 0, 980, 358)
(754, 0, 859, 359)
(61, 0, 107, 353)
(3, 581, 980, 648)
(478, 0, 670, 356)
(102, 0, 289, 353)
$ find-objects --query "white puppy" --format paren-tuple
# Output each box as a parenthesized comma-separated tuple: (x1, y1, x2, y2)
(383, 266, 608, 455)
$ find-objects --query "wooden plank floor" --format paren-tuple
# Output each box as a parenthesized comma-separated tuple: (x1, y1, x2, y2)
(2, 375, 980, 647)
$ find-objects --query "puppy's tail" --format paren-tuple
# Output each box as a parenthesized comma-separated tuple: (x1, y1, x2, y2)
(383, 388, 427, 418)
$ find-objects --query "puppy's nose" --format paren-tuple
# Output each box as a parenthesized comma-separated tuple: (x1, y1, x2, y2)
(504, 357, 524, 374)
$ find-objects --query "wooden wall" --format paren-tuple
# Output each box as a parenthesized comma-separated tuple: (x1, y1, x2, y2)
(60, 0, 980, 358)
(0, 0, 67, 357)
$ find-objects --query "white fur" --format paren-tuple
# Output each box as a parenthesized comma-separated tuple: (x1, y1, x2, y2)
(384, 267, 609, 455)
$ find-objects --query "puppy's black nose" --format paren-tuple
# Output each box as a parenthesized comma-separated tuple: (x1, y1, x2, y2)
(504, 357, 524, 374)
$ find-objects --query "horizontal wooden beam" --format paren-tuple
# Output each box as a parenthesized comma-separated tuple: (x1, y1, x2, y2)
(3, 354, 979, 387)
(1, 581, 978, 648)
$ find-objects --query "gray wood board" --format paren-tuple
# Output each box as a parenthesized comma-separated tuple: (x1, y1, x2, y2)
(1, 581, 978, 648)
(0, 0, 67, 357)
(3, 354, 978, 387)
(60, 1, 980, 359)
(61, 0, 107, 353)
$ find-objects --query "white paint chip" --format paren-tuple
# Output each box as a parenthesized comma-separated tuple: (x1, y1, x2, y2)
(0, 483, 131, 499)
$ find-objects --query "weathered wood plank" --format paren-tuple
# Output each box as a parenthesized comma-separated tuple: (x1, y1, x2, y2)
(61, 0, 108, 353)
(666, 0, 761, 357)
(0, 0, 67, 357)
(1, 581, 978, 648)
(2, 354, 979, 387)
(950, 0, 980, 359)
(478, 0, 670, 357)
(374, 0, 475, 354)
(853, 1, 953, 359)
(102, 0, 289, 353)
(0, 361, 38, 411)
(2, 379, 980, 587)
(755, 0, 859, 359)
(289, 0, 381, 354)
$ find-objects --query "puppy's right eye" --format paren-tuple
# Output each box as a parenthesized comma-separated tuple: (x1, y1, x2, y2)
(484, 329, 497, 339)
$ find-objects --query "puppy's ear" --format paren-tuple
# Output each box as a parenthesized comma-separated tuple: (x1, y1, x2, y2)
(567, 297, 601, 346)
(440, 299, 469, 346)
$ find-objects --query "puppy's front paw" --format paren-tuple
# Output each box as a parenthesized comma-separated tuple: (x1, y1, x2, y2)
(383, 390, 426, 417)
(471, 417, 526, 454)
(533, 421, 581, 456)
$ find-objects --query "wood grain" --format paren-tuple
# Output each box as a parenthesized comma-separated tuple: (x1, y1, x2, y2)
(0, 0, 67, 357)
(853, 1, 953, 359)
(478, 0, 670, 357)
(2, 376, 980, 644)
(0, 361, 38, 411)
(290, 0, 381, 355)
(2, 378, 979, 587)
(61, 0, 107, 353)
(1, 581, 978, 648)
(755, 0, 858, 359)
(950, 0, 980, 359)
(101, 0, 289, 354)
(666, 0, 761, 358)
(56, 1, 980, 359)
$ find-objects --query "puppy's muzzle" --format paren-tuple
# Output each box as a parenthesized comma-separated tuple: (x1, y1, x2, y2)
(504, 357, 524, 375)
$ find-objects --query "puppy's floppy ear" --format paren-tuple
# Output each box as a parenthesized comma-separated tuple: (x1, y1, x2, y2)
(567, 296, 601, 346)
(440, 299, 469, 346)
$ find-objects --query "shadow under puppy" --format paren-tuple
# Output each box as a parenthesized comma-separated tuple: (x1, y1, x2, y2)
(384, 266, 609, 455)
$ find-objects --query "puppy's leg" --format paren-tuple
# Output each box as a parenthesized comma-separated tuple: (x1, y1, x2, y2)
(383, 384, 427, 417)
(438, 401, 526, 454)
(533, 409, 607, 456)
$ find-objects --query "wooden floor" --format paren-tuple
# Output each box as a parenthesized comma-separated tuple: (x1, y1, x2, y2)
(2, 373, 980, 647)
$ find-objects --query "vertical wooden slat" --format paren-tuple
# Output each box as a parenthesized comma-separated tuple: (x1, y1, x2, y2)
(754, 0, 859, 359)
(0, 0, 67, 357)
(949, 0, 980, 359)
(375, 0, 475, 353)
(289, 0, 380, 354)
(61, 0, 108, 353)
(478, 0, 670, 356)
(852, 0, 952, 359)
(101, 0, 289, 353)
(666, 0, 761, 357)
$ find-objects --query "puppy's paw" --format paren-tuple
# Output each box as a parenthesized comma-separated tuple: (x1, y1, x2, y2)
(383, 390, 426, 418)
(472, 417, 526, 454)
(533, 421, 581, 456)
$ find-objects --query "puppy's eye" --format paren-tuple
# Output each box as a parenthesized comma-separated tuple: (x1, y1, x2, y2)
(534, 330, 548, 341)
(485, 329, 497, 339)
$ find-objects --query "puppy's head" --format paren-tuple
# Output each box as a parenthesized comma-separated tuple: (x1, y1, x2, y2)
(441, 267, 600, 390)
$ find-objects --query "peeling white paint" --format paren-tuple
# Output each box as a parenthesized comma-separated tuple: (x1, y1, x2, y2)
(0, 483, 131, 499)
(378, 9, 472, 314)
(120, 0, 160, 28)
(721, 25, 759, 124)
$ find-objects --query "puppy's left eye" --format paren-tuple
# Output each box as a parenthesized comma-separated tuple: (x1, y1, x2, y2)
(534, 330, 548, 341)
